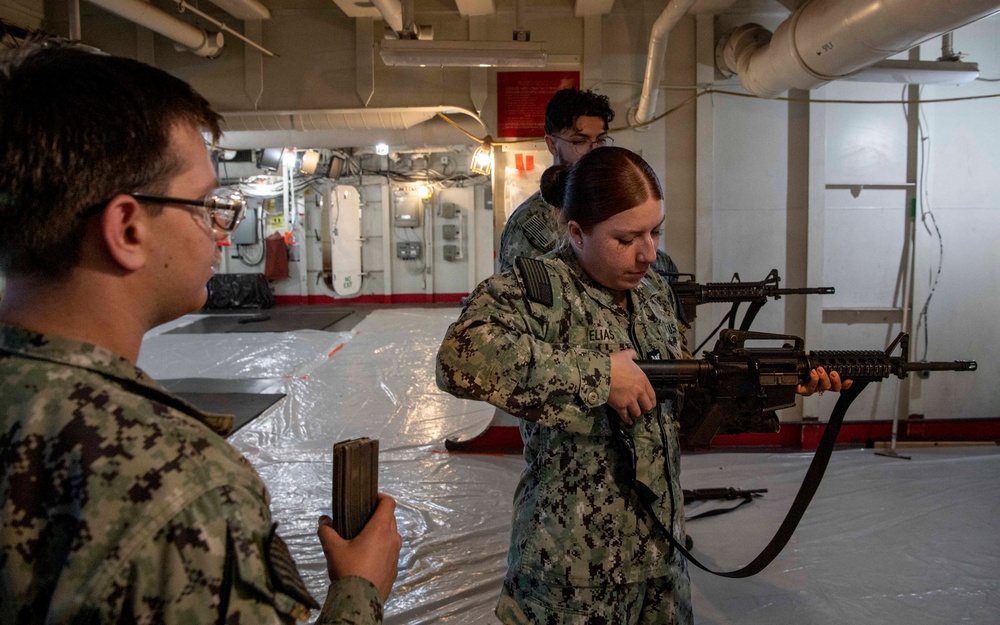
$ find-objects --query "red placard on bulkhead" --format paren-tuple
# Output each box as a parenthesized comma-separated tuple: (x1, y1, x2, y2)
(497, 71, 580, 139)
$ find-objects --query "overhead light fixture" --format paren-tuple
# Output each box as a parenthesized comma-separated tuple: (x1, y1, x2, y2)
(470, 136, 494, 176)
(380, 39, 546, 68)
(844, 59, 980, 85)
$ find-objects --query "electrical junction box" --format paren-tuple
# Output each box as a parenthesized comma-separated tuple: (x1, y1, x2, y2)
(397, 241, 422, 260)
(394, 196, 422, 228)
(440, 202, 458, 219)
(443, 244, 460, 262)
(442, 224, 459, 240)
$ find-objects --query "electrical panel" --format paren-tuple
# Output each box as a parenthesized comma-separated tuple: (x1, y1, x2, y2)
(442, 224, 459, 240)
(443, 244, 460, 262)
(397, 241, 422, 260)
(394, 194, 422, 228)
(440, 203, 457, 219)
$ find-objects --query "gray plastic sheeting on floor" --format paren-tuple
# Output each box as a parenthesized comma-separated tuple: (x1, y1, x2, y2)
(140, 308, 1000, 625)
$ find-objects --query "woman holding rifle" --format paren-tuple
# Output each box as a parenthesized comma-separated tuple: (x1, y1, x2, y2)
(436, 146, 847, 624)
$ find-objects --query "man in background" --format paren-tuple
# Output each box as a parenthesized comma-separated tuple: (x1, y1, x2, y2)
(498, 87, 679, 277)
(0, 43, 400, 624)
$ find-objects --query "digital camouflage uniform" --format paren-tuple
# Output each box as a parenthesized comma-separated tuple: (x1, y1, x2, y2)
(498, 191, 560, 274)
(437, 248, 693, 624)
(0, 324, 382, 625)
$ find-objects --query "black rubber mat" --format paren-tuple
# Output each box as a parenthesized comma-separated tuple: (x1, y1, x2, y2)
(159, 378, 286, 435)
(172, 391, 285, 434)
(167, 309, 353, 334)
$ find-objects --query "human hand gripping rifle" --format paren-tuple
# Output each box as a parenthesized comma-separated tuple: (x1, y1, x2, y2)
(639, 329, 977, 448)
(634, 329, 977, 579)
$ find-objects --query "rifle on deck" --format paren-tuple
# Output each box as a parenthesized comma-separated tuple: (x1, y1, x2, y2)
(683, 487, 767, 504)
(638, 329, 977, 447)
(665, 269, 834, 337)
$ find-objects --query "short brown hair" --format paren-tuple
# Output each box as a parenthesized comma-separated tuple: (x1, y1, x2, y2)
(0, 44, 221, 278)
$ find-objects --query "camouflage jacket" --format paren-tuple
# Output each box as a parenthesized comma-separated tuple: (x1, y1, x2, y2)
(0, 324, 382, 625)
(437, 249, 688, 586)
(498, 191, 560, 273)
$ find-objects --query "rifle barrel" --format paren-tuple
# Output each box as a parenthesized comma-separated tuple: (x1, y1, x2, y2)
(775, 286, 836, 296)
(904, 360, 978, 373)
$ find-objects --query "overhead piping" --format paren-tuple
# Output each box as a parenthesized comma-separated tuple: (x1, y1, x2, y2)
(85, 0, 223, 57)
(372, 0, 404, 34)
(716, 0, 1000, 98)
(202, 0, 270, 21)
(634, 0, 697, 125)
(173, 0, 275, 57)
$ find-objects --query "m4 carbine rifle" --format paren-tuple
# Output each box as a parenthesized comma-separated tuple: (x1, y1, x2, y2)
(665, 268, 835, 330)
(638, 329, 977, 447)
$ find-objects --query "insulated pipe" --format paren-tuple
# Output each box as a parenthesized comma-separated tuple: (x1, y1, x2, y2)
(634, 0, 697, 124)
(203, 0, 270, 21)
(372, 0, 404, 33)
(717, 0, 1000, 99)
(85, 0, 223, 57)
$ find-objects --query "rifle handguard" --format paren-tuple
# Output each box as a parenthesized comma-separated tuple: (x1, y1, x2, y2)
(636, 330, 978, 447)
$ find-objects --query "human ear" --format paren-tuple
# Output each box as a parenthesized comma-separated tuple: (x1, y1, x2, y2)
(566, 221, 585, 248)
(544, 134, 558, 158)
(100, 195, 149, 272)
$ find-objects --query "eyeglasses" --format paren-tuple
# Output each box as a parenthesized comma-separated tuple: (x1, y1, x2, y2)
(80, 187, 248, 232)
(132, 187, 247, 232)
(550, 134, 614, 155)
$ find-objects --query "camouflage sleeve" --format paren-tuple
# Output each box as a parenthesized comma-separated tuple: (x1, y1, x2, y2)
(437, 273, 611, 435)
(316, 576, 383, 625)
(498, 221, 544, 273)
(102, 488, 315, 624)
(498, 194, 560, 273)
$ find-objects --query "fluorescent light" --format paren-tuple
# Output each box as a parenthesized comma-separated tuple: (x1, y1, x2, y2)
(380, 39, 546, 68)
(845, 59, 980, 85)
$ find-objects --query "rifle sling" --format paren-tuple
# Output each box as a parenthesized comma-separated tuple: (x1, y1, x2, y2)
(642, 380, 870, 578)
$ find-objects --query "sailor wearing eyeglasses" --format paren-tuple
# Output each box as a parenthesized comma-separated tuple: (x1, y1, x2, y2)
(498, 88, 679, 280)
(0, 44, 400, 624)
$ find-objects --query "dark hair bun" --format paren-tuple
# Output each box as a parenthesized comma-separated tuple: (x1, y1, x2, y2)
(539, 165, 570, 208)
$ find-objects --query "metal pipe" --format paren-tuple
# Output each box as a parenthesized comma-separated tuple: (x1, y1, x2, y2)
(635, 0, 697, 124)
(202, 0, 270, 21)
(371, 0, 404, 33)
(717, 0, 1000, 99)
(174, 0, 275, 57)
(68, 0, 81, 40)
(85, 0, 223, 57)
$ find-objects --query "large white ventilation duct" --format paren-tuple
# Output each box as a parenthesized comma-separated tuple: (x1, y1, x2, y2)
(717, 0, 1000, 99)
(85, 0, 223, 58)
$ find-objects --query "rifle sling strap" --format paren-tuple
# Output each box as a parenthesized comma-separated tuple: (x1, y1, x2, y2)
(644, 381, 869, 578)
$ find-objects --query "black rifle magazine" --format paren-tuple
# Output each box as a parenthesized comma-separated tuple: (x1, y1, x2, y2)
(331, 437, 379, 540)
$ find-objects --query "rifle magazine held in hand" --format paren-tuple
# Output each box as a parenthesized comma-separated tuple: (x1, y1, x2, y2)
(331, 437, 379, 540)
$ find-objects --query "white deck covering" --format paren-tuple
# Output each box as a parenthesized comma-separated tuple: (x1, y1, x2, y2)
(141, 306, 999, 625)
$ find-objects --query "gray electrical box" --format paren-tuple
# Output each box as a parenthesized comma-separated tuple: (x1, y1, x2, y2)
(443, 244, 460, 261)
(442, 224, 459, 240)
(397, 241, 422, 260)
(395, 198, 422, 228)
(440, 203, 457, 219)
